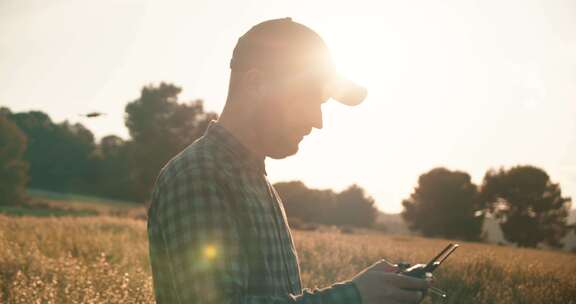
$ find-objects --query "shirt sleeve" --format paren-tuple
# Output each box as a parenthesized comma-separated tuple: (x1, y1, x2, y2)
(152, 168, 363, 304)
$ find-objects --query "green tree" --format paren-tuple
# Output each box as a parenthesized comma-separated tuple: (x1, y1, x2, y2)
(402, 167, 484, 241)
(91, 135, 137, 200)
(274, 181, 336, 224)
(0, 114, 29, 206)
(124, 82, 218, 202)
(332, 184, 378, 228)
(7, 110, 96, 194)
(275, 181, 378, 228)
(481, 165, 572, 248)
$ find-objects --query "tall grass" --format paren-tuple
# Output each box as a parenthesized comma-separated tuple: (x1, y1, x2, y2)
(1, 215, 574, 303)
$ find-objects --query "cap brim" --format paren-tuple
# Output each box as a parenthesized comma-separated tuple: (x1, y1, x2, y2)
(327, 76, 367, 106)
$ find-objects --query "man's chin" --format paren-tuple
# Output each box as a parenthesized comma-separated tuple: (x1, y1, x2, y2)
(267, 144, 299, 160)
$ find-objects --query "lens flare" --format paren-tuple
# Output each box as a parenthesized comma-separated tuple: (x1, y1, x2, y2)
(203, 245, 217, 260)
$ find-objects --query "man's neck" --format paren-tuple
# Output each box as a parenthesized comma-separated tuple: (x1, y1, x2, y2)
(217, 101, 266, 162)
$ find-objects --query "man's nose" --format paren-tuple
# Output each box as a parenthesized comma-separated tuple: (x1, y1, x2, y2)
(310, 107, 323, 130)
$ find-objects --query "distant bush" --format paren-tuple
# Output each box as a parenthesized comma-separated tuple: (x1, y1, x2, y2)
(288, 217, 319, 231)
(339, 225, 355, 234)
(275, 181, 378, 228)
(372, 222, 388, 233)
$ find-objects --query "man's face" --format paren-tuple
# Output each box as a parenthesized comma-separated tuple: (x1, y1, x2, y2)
(253, 70, 328, 159)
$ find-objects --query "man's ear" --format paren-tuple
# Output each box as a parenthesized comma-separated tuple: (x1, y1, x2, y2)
(242, 68, 267, 99)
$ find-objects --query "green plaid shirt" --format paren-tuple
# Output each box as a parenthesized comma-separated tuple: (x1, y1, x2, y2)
(147, 121, 361, 304)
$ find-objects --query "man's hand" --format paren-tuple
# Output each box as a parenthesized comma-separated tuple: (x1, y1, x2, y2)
(351, 259, 431, 304)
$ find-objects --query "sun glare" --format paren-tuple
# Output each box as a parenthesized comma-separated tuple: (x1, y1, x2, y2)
(203, 245, 218, 260)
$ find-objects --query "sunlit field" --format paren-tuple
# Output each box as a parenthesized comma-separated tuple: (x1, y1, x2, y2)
(1, 213, 575, 304)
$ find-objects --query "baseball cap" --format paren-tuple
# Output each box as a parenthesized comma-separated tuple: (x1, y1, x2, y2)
(229, 17, 367, 106)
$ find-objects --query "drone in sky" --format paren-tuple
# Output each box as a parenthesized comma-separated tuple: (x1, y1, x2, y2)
(79, 112, 106, 118)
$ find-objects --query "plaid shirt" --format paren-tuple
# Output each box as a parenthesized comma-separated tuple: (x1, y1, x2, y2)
(147, 120, 361, 304)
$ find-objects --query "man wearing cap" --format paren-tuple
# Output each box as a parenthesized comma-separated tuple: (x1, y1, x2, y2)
(147, 18, 431, 304)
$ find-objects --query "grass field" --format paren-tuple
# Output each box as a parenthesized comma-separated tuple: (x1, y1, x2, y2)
(1, 191, 575, 304)
(0, 189, 146, 219)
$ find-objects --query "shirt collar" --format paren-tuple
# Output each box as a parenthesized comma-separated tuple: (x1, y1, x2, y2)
(204, 120, 267, 176)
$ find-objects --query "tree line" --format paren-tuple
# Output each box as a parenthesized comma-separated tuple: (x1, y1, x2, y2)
(1, 83, 216, 203)
(275, 181, 378, 228)
(0, 82, 573, 248)
(401, 166, 573, 248)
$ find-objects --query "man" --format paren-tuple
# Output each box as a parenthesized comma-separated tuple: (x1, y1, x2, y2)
(147, 17, 431, 304)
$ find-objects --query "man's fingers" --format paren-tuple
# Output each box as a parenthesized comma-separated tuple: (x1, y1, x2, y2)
(368, 259, 398, 273)
(384, 273, 430, 290)
(389, 287, 423, 303)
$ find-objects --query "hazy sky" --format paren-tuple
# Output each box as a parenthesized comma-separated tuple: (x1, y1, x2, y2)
(2, 0, 575, 213)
